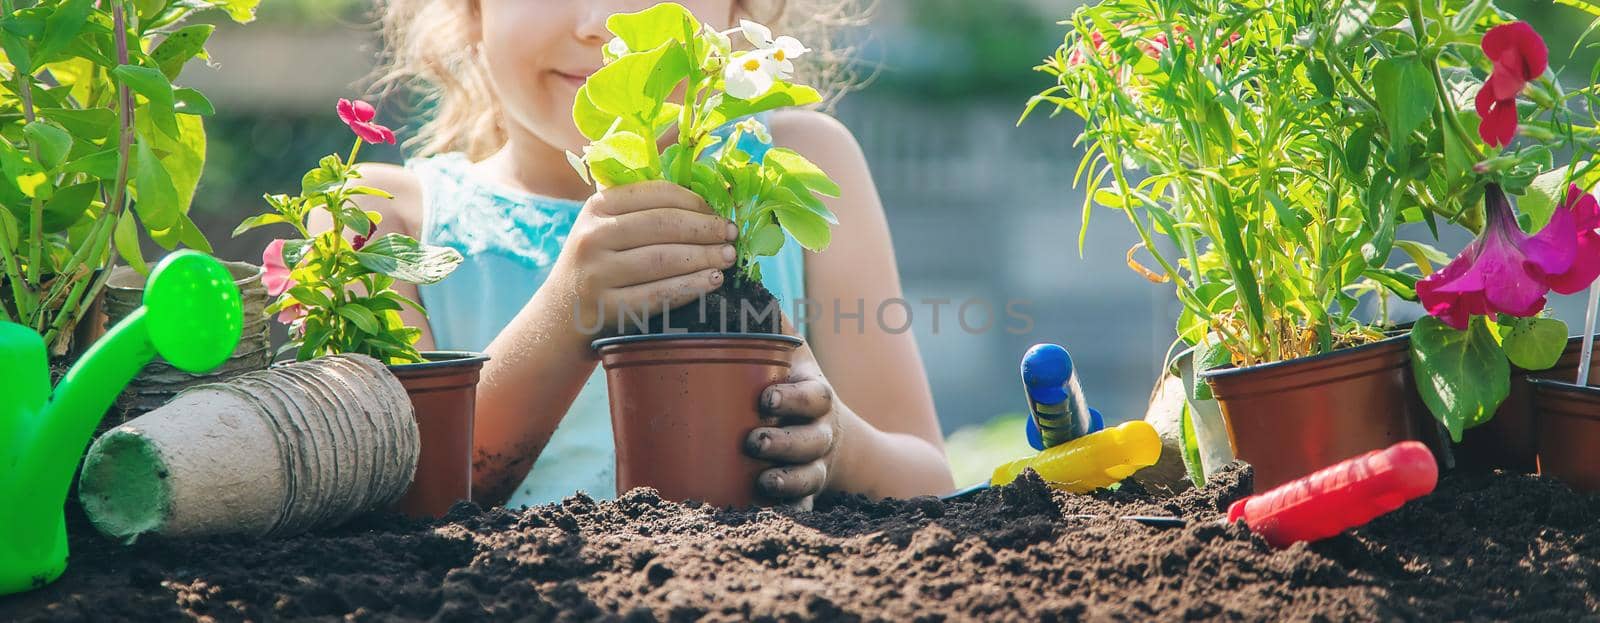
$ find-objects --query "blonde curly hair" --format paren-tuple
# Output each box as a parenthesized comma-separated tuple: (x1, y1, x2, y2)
(372, 0, 867, 161)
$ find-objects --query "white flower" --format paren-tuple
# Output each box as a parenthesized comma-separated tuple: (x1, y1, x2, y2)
(735, 118, 772, 144)
(739, 19, 809, 78)
(604, 37, 629, 63)
(723, 51, 777, 100)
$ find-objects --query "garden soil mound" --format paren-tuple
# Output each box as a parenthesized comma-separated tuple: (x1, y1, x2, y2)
(5, 463, 1598, 621)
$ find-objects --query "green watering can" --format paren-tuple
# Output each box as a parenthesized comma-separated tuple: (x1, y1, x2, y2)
(0, 250, 242, 595)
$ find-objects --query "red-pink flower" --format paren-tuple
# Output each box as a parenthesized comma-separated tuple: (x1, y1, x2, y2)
(1482, 22, 1548, 101)
(337, 99, 396, 145)
(277, 302, 308, 325)
(263, 239, 294, 297)
(1475, 22, 1547, 148)
(1418, 184, 1600, 329)
(1067, 31, 1106, 67)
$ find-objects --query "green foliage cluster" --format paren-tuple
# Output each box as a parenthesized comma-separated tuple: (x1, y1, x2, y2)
(1, 0, 255, 354)
(569, 3, 840, 284)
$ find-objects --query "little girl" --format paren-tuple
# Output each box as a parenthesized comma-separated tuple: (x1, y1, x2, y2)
(350, 0, 952, 507)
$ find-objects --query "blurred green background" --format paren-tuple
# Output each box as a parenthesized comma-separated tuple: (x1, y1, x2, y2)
(178, 0, 1598, 484)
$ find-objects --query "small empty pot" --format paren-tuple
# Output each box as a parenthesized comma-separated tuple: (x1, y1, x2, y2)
(1530, 378, 1600, 492)
(388, 352, 489, 518)
(1202, 335, 1433, 490)
(594, 333, 802, 508)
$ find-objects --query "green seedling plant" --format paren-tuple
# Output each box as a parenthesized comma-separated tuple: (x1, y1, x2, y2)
(1027, 0, 1600, 444)
(567, 2, 840, 285)
(1, 0, 256, 356)
(234, 99, 463, 365)
(0, 250, 242, 595)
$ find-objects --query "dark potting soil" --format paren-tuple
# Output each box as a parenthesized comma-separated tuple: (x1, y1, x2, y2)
(631, 270, 783, 336)
(6, 463, 1599, 622)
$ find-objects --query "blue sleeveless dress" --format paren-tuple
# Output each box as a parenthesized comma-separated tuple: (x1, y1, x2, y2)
(407, 133, 807, 507)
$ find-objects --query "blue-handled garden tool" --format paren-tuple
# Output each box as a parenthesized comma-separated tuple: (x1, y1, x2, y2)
(1022, 343, 1103, 451)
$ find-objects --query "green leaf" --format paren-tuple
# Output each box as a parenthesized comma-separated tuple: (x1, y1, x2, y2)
(747, 222, 785, 257)
(113, 209, 147, 276)
(151, 211, 210, 252)
(1501, 317, 1569, 371)
(1364, 267, 1419, 301)
(773, 204, 830, 252)
(708, 84, 822, 128)
(174, 88, 214, 116)
(151, 24, 214, 80)
(132, 139, 180, 230)
(585, 130, 658, 188)
(1, 15, 33, 74)
(40, 181, 97, 233)
(22, 120, 72, 170)
(1330, 0, 1376, 47)
(764, 147, 840, 198)
(1519, 167, 1570, 232)
(606, 2, 699, 52)
(113, 64, 179, 139)
(232, 213, 291, 237)
(1395, 240, 1450, 276)
(1410, 315, 1511, 442)
(1190, 336, 1231, 402)
(207, 0, 260, 23)
(336, 303, 382, 335)
(1372, 57, 1435, 161)
(585, 42, 691, 119)
(1180, 403, 1205, 489)
(351, 234, 465, 285)
(572, 85, 619, 141)
(38, 107, 116, 141)
(36, 0, 94, 63)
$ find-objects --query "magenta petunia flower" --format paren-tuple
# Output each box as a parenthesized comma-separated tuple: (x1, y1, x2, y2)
(337, 98, 397, 145)
(1416, 185, 1594, 329)
(1542, 185, 1600, 294)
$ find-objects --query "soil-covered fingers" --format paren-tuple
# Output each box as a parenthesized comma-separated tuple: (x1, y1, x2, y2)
(757, 462, 828, 501)
(745, 420, 834, 464)
(599, 209, 738, 250)
(601, 269, 725, 321)
(760, 378, 833, 419)
(607, 243, 736, 287)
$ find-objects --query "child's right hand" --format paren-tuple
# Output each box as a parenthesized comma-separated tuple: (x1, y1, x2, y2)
(554, 181, 738, 334)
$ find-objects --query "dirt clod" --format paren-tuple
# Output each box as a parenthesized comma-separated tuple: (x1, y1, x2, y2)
(4, 463, 1598, 621)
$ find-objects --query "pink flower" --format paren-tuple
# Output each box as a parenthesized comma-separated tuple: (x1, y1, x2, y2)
(277, 303, 308, 325)
(1542, 185, 1600, 294)
(1067, 31, 1105, 67)
(337, 99, 396, 145)
(1418, 184, 1599, 329)
(1475, 22, 1547, 148)
(262, 239, 295, 297)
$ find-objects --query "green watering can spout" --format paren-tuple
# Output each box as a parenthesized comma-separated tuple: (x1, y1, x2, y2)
(0, 250, 243, 595)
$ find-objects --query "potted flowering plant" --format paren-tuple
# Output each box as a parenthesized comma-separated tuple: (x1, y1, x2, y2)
(568, 3, 839, 507)
(234, 98, 476, 517)
(1401, 13, 1600, 475)
(1, 0, 254, 358)
(1024, 0, 1595, 488)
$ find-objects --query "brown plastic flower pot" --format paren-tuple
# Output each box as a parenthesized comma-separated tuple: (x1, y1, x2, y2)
(1530, 378, 1600, 492)
(388, 352, 489, 518)
(1456, 336, 1599, 473)
(1201, 334, 1433, 490)
(594, 333, 802, 508)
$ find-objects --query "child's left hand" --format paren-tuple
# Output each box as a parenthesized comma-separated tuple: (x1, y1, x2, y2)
(746, 343, 845, 509)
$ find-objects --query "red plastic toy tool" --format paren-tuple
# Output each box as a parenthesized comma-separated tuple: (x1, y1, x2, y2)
(1227, 441, 1438, 548)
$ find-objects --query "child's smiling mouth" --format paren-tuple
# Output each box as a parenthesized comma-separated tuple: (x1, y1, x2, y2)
(554, 70, 596, 89)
